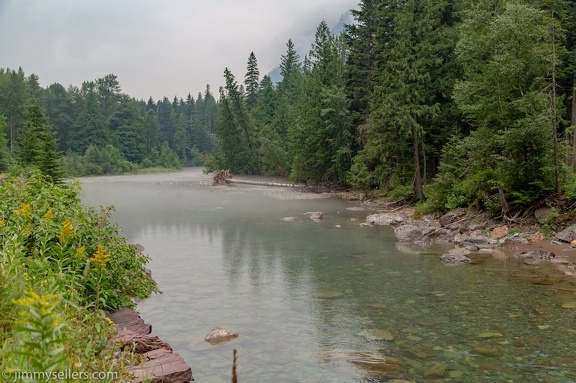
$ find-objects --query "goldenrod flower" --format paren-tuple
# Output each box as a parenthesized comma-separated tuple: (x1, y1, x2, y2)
(76, 245, 86, 257)
(57, 219, 75, 244)
(105, 317, 115, 326)
(0, 218, 4, 227)
(44, 209, 53, 221)
(15, 203, 31, 217)
(74, 362, 82, 368)
(90, 245, 111, 267)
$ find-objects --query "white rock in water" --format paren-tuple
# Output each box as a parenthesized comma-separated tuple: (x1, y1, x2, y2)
(281, 217, 295, 222)
(204, 327, 239, 344)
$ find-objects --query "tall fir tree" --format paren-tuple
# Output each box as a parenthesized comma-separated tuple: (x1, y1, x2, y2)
(244, 52, 260, 111)
(18, 102, 63, 182)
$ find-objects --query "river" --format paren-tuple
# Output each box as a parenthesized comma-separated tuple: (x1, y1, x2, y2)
(80, 168, 576, 383)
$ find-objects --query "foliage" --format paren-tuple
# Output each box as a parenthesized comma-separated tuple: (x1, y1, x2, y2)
(0, 172, 156, 380)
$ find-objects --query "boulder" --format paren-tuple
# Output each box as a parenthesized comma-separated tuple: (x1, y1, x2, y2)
(204, 327, 239, 344)
(131, 348, 193, 383)
(394, 224, 425, 243)
(440, 253, 472, 264)
(555, 224, 576, 243)
(365, 213, 404, 226)
(439, 209, 467, 227)
(534, 207, 553, 224)
(491, 226, 509, 240)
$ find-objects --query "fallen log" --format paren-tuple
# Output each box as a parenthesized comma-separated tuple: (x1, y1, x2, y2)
(224, 178, 305, 188)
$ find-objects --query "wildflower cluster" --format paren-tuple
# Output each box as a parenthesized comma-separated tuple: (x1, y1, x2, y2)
(90, 245, 111, 267)
(57, 219, 75, 244)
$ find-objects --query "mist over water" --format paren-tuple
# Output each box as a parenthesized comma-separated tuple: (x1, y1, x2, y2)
(81, 169, 576, 383)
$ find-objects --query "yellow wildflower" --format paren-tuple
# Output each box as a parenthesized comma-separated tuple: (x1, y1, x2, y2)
(15, 203, 31, 217)
(105, 317, 115, 326)
(44, 209, 53, 221)
(0, 218, 4, 227)
(57, 219, 75, 244)
(90, 245, 111, 267)
(76, 245, 86, 257)
(74, 362, 82, 368)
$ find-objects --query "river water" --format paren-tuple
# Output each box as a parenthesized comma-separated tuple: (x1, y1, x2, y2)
(80, 168, 576, 383)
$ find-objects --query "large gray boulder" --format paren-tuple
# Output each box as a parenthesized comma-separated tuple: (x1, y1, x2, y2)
(394, 224, 425, 243)
(555, 224, 576, 243)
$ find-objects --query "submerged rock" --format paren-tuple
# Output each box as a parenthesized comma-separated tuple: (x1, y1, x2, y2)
(204, 327, 239, 344)
(304, 211, 324, 222)
(281, 216, 295, 222)
(358, 329, 395, 341)
(472, 346, 502, 357)
(424, 363, 448, 378)
(440, 253, 471, 264)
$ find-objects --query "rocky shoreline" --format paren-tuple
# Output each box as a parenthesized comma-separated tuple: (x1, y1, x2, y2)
(355, 202, 576, 279)
(108, 308, 194, 383)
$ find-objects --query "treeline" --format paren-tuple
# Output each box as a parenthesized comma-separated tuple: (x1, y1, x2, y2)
(212, 0, 576, 213)
(0, 69, 219, 177)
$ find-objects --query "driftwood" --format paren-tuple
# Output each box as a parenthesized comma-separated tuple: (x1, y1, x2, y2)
(212, 169, 304, 188)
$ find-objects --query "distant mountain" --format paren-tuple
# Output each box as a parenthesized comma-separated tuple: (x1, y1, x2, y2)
(267, 10, 353, 84)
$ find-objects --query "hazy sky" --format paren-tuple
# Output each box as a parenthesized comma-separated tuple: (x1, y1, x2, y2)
(0, 0, 358, 101)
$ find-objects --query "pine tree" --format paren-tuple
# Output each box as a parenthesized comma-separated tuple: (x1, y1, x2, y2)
(69, 82, 109, 154)
(18, 102, 63, 182)
(244, 52, 260, 110)
(0, 115, 8, 170)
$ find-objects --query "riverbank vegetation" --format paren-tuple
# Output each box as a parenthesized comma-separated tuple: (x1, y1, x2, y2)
(0, 172, 158, 381)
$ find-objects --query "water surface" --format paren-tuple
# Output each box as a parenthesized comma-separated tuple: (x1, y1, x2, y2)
(81, 169, 576, 383)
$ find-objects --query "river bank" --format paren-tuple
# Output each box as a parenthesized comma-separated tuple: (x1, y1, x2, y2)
(334, 191, 576, 281)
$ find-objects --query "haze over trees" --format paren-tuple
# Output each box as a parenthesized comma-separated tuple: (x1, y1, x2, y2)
(1, 0, 575, 215)
(0, 69, 219, 177)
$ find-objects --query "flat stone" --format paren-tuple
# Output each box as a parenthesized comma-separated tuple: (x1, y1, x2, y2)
(303, 211, 324, 222)
(477, 332, 503, 339)
(472, 346, 502, 357)
(529, 232, 545, 243)
(131, 348, 193, 383)
(108, 308, 151, 335)
(448, 247, 471, 256)
(117, 329, 172, 353)
(204, 327, 239, 344)
(281, 217, 295, 222)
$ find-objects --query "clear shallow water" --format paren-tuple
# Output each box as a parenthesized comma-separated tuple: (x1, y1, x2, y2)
(81, 169, 576, 383)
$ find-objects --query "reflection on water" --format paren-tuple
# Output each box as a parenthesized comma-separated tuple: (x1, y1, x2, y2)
(81, 169, 576, 383)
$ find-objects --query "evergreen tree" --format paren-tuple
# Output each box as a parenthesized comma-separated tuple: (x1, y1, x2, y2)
(351, 0, 455, 198)
(69, 82, 109, 154)
(18, 102, 63, 182)
(244, 52, 260, 110)
(0, 68, 29, 150)
(44, 83, 74, 152)
(288, 22, 352, 184)
(0, 115, 9, 170)
(108, 98, 147, 163)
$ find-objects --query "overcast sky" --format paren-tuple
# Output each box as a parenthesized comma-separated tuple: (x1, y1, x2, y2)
(0, 0, 358, 101)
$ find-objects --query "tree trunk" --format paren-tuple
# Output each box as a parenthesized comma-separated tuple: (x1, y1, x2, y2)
(550, 16, 561, 193)
(412, 125, 424, 200)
